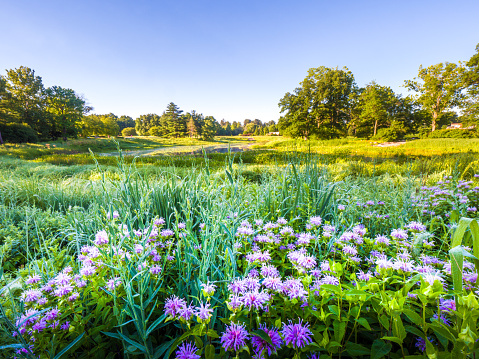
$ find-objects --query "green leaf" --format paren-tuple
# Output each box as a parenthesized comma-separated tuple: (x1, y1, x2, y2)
(322, 284, 341, 293)
(345, 342, 370, 356)
(193, 336, 203, 349)
(146, 314, 166, 337)
(205, 344, 215, 359)
(451, 218, 473, 248)
(425, 337, 436, 357)
(207, 329, 220, 339)
(371, 339, 392, 359)
(328, 305, 340, 317)
(378, 315, 390, 330)
(53, 332, 85, 359)
(252, 329, 274, 346)
(382, 336, 404, 345)
(405, 325, 425, 339)
(392, 316, 406, 342)
(355, 317, 371, 331)
(403, 309, 422, 324)
(333, 320, 346, 343)
(430, 322, 456, 343)
(274, 317, 282, 328)
(449, 246, 464, 298)
(152, 339, 175, 359)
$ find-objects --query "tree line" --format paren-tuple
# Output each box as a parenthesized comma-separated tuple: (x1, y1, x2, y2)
(0, 66, 277, 143)
(278, 43, 479, 140)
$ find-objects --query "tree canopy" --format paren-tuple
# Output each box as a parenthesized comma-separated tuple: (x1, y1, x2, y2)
(278, 66, 356, 139)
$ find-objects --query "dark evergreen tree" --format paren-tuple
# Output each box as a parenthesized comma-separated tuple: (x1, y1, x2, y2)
(164, 102, 186, 137)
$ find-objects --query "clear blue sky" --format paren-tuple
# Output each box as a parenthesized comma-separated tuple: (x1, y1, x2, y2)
(1, 0, 478, 123)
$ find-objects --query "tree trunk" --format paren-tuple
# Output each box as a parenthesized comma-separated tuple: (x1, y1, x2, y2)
(432, 111, 437, 132)
(62, 115, 67, 141)
(374, 119, 378, 136)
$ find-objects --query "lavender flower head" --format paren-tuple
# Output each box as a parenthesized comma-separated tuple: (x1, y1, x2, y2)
(93, 230, 109, 246)
(175, 342, 200, 359)
(281, 319, 313, 349)
(25, 274, 41, 285)
(221, 323, 249, 351)
(309, 216, 322, 226)
(195, 302, 214, 323)
(251, 324, 283, 356)
(407, 221, 427, 232)
(201, 282, 216, 297)
(391, 229, 408, 240)
(164, 295, 186, 318)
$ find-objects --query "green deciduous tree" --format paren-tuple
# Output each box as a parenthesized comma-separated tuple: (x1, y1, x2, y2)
(117, 115, 135, 132)
(351, 82, 400, 137)
(201, 116, 218, 140)
(135, 114, 161, 135)
(278, 66, 357, 139)
(45, 86, 91, 140)
(405, 62, 465, 131)
(461, 43, 479, 126)
(2, 66, 46, 136)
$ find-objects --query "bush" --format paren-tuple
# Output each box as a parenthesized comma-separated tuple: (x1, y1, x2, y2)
(370, 122, 405, 142)
(425, 128, 478, 139)
(148, 126, 163, 136)
(121, 127, 137, 136)
(0, 122, 38, 143)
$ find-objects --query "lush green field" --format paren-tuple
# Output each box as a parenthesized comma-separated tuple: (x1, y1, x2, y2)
(1, 137, 479, 358)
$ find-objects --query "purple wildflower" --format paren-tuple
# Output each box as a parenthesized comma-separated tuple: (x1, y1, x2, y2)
(195, 302, 213, 322)
(309, 216, 322, 226)
(251, 324, 283, 356)
(164, 296, 186, 318)
(175, 342, 200, 359)
(25, 275, 41, 285)
(415, 337, 426, 352)
(281, 319, 313, 349)
(439, 299, 456, 312)
(94, 230, 109, 246)
(150, 265, 162, 275)
(178, 303, 195, 322)
(261, 265, 280, 278)
(45, 308, 60, 321)
(22, 289, 42, 303)
(221, 323, 249, 351)
(391, 229, 408, 240)
(241, 291, 270, 311)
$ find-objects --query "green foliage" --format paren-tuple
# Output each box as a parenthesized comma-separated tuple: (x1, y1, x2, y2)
(121, 127, 137, 136)
(370, 121, 406, 142)
(425, 129, 478, 139)
(405, 62, 465, 131)
(135, 114, 162, 136)
(351, 82, 404, 138)
(0, 122, 38, 143)
(45, 86, 91, 140)
(278, 66, 357, 139)
(82, 113, 120, 137)
(0, 143, 479, 357)
(462, 43, 479, 127)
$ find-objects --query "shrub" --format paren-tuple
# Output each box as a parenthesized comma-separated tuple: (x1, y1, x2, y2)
(0, 122, 38, 143)
(121, 127, 137, 136)
(371, 124, 405, 142)
(148, 126, 163, 136)
(426, 129, 478, 139)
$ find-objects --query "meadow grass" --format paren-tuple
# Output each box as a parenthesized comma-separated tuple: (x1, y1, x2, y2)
(1, 137, 479, 358)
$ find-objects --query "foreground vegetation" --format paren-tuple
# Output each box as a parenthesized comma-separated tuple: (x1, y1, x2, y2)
(1, 137, 479, 358)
